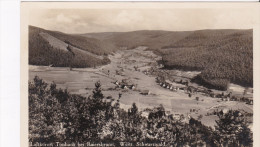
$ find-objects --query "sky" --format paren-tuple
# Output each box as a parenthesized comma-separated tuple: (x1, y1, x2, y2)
(29, 8, 257, 34)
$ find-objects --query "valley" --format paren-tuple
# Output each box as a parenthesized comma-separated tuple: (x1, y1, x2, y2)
(29, 46, 253, 128)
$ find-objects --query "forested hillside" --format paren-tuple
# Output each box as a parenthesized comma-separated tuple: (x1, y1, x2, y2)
(29, 26, 110, 68)
(161, 30, 253, 90)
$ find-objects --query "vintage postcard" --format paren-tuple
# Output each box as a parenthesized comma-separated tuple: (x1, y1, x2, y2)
(21, 2, 260, 147)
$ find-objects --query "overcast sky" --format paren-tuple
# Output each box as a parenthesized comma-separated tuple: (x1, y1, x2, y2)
(29, 8, 256, 34)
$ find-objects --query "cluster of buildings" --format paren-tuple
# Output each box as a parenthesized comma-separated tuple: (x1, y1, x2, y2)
(113, 79, 136, 90)
(155, 76, 192, 92)
(155, 76, 253, 105)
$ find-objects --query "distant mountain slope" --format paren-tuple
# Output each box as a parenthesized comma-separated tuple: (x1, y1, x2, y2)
(84, 29, 253, 90)
(82, 32, 123, 41)
(29, 26, 110, 68)
(82, 30, 192, 50)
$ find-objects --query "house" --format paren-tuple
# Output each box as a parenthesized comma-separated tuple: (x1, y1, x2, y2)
(121, 85, 128, 89)
(141, 90, 150, 95)
(222, 108, 229, 114)
(248, 99, 253, 105)
(130, 85, 136, 90)
(222, 97, 230, 101)
(163, 83, 166, 88)
(114, 81, 119, 85)
(172, 87, 177, 91)
(246, 97, 253, 105)
(166, 83, 170, 88)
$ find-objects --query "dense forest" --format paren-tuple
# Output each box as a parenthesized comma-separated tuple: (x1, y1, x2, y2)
(29, 26, 110, 68)
(161, 30, 253, 90)
(29, 77, 253, 146)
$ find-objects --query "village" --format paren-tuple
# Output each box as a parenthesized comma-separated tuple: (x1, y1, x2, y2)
(106, 47, 253, 106)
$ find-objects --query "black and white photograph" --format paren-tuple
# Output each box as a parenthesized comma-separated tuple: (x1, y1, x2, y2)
(20, 2, 259, 147)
